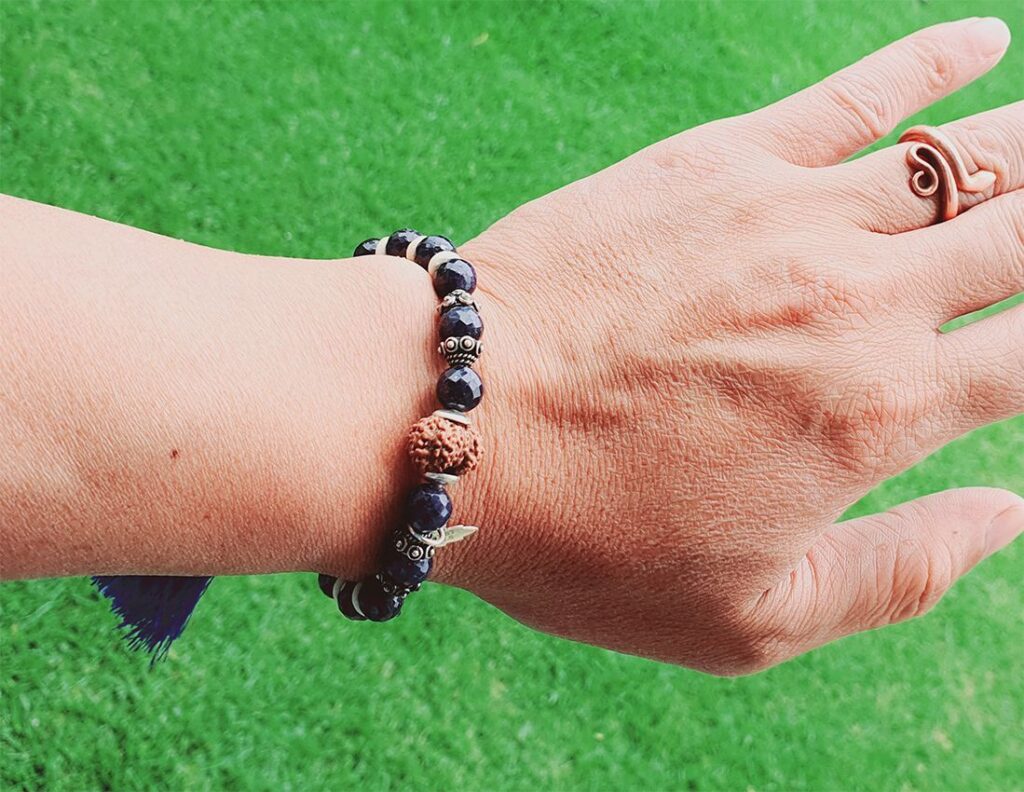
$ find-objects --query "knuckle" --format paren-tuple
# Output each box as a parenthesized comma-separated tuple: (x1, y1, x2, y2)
(884, 532, 955, 624)
(955, 120, 1020, 189)
(819, 75, 895, 143)
(907, 35, 958, 94)
(773, 258, 875, 329)
(821, 377, 908, 473)
(638, 136, 733, 180)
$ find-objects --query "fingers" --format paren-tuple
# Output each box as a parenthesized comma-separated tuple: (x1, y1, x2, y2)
(836, 102, 1024, 233)
(887, 190, 1024, 323)
(748, 19, 1011, 168)
(755, 488, 1024, 659)
(940, 297, 1024, 426)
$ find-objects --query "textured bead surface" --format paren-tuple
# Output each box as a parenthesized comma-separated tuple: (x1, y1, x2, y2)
(413, 235, 455, 268)
(433, 258, 477, 296)
(385, 228, 421, 258)
(439, 305, 483, 340)
(385, 553, 434, 587)
(318, 573, 337, 598)
(356, 577, 404, 622)
(407, 483, 453, 533)
(353, 238, 379, 257)
(407, 413, 483, 475)
(437, 366, 484, 412)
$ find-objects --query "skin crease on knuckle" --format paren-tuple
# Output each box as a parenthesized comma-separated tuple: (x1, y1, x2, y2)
(815, 34, 955, 148)
(436, 115, 962, 674)
(818, 73, 899, 145)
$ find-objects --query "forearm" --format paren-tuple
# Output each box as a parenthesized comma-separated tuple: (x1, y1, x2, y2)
(0, 196, 439, 580)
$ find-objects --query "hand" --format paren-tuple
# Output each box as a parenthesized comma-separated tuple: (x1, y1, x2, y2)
(439, 19, 1024, 674)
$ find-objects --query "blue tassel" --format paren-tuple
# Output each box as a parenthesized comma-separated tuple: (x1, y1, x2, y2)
(92, 575, 212, 659)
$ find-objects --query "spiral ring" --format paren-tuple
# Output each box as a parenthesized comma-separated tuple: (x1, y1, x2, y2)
(898, 125, 996, 222)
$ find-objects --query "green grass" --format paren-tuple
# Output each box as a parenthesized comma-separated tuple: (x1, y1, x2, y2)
(2, 0, 1023, 789)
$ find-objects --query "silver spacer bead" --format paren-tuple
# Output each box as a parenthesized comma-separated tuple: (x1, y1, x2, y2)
(433, 408, 471, 426)
(425, 471, 459, 486)
(437, 289, 479, 314)
(438, 335, 482, 367)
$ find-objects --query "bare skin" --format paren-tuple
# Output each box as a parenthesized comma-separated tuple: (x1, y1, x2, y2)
(2, 19, 1022, 674)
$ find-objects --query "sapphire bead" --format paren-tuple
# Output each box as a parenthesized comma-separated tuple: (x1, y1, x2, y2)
(439, 305, 483, 340)
(413, 235, 455, 268)
(437, 367, 484, 412)
(385, 553, 434, 587)
(433, 258, 477, 296)
(407, 483, 453, 534)
(353, 238, 379, 257)
(356, 577, 404, 622)
(385, 228, 420, 258)
(317, 573, 336, 598)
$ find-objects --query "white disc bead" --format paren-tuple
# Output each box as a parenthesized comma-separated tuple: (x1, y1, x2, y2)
(427, 249, 462, 276)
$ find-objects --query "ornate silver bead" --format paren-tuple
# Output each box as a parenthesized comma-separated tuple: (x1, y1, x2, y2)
(392, 527, 439, 558)
(438, 335, 483, 367)
(437, 289, 478, 314)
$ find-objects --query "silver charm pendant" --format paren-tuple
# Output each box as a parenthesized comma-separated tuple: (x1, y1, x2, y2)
(437, 525, 479, 546)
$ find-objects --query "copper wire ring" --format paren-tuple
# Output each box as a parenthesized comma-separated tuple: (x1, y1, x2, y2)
(897, 125, 996, 222)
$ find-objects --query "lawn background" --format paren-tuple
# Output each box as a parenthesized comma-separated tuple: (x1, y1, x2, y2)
(1, 0, 1022, 789)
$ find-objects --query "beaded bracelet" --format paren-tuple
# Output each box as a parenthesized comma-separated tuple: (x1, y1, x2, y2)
(316, 230, 484, 622)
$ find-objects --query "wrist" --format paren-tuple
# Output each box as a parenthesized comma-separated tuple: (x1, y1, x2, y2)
(295, 236, 531, 602)
(423, 236, 537, 596)
(287, 255, 439, 579)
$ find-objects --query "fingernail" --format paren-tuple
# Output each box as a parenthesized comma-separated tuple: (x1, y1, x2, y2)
(966, 17, 1011, 57)
(985, 504, 1024, 556)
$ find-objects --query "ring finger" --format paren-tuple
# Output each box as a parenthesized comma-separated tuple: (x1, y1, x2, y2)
(832, 101, 1024, 234)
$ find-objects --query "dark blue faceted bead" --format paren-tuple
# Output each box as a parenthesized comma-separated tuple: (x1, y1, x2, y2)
(356, 577, 404, 622)
(407, 483, 452, 534)
(433, 258, 477, 296)
(317, 573, 336, 598)
(353, 238, 379, 257)
(437, 366, 484, 412)
(336, 580, 367, 621)
(439, 305, 483, 340)
(385, 228, 420, 258)
(413, 235, 455, 268)
(385, 552, 434, 587)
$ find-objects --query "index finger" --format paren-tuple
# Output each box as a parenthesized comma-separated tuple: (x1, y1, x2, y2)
(745, 18, 1011, 167)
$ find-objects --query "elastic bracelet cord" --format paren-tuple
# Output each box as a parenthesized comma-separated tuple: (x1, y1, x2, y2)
(316, 230, 484, 622)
